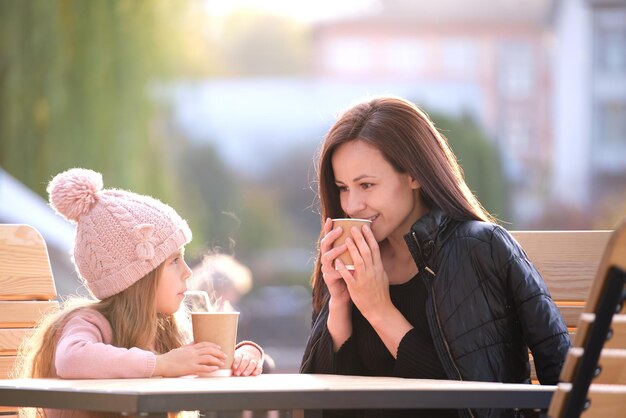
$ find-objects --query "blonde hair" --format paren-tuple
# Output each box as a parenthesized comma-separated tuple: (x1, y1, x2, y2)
(14, 263, 190, 418)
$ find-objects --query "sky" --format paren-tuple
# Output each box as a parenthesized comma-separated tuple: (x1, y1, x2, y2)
(202, 0, 379, 22)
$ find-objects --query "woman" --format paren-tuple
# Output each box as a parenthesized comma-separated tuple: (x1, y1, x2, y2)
(300, 96, 570, 418)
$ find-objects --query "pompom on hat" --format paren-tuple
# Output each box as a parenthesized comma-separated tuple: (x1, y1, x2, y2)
(47, 168, 192, 299)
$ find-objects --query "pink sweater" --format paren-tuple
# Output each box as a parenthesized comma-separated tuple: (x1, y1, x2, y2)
(54, 308, 157, 378)
(45, 309, 157, 418)
(43, 309, 263, 418)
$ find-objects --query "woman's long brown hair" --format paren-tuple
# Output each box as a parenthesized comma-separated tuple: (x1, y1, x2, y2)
(311, 96, 496, 315)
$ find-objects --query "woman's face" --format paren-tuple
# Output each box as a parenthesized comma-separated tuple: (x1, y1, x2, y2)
(331, 139, 423, 242)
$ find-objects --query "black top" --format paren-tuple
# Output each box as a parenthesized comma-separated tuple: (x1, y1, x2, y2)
(340, 274, 446, 379)
(333, 275, 457, 418)
(302, 210, 570, 418)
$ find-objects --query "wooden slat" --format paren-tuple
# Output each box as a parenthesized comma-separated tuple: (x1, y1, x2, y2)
(512, 231, 611, 302)
(560, 348, 626, 383)
(0, 225, 57, 414)
(0, 225, 57, 301)
(0, 329, 33, 356)
(584, 220, 626, 314)
(556, 302, 584, 328)
(573, 314, 626, 348)
(0, 301, 58, 328)
(0, 407, 17, 415)
(0, 356, 16, 379)
(548, 383, 626, 418)
(547, 383, 569, 418)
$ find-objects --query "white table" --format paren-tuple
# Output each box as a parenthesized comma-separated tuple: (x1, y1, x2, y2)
(0, 374, 555, 417)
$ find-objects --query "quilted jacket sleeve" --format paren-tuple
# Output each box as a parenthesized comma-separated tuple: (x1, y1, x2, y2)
(491, 226, 571, 384)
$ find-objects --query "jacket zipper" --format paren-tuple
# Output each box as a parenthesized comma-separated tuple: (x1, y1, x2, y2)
(412, 232, 475, 418)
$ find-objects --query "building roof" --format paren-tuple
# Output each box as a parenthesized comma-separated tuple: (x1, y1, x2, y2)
(324, 0, 551, 27)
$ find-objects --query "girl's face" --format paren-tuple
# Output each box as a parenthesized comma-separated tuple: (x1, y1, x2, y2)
(331, 139, 424, 242)
(156, 247, 192, 315)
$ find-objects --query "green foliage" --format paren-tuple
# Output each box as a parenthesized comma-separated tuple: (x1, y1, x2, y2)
(174, 143, 242, 256)
(0, 0, 185, 199)
(430, 112, 509, 220)
(174, 142, 295, 262)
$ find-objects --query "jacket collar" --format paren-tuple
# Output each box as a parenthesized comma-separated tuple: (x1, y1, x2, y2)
(407, 207, 451, 246)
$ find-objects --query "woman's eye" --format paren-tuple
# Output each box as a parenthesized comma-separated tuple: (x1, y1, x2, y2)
(361, 183, 373, 189)
(337, 185, 348, 192)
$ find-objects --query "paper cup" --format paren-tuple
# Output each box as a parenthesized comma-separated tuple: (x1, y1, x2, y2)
(331, 218, 372, 270)
(191, 312, 239, 377)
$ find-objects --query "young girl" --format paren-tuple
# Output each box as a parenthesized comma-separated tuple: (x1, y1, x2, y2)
(300, 96, 570, 418)
(15, 168, 264, 418)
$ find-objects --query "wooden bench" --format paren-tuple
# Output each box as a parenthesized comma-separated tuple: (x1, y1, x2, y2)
(0, 224, 59, 416)
(511, 230, 612, 382)
(546, 218, 626, 417)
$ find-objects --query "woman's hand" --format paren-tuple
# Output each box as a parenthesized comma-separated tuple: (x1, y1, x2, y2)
(154, 342, 226, 377)
(336, 223, 392, 321)
(320, 218, 352, 307)
(320, 218, 354, 350)
(232, 344, 263, 376)
(336, 223, 413, 358)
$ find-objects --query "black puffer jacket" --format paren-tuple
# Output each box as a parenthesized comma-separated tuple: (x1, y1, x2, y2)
(300, 210, 570, 418)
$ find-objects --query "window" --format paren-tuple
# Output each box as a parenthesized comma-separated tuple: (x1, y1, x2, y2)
(498, 40, 534, 97)
(442, 38, 478, 75)
(505, 113, 534, 157)
(325, 38, 373, 75)
(385, 38, 425, 76)
(594, 100, 626, 170)
(594, 9, 626, 75)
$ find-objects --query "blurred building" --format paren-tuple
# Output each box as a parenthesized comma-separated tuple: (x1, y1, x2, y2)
(311, 0, 553, 225)
(551, 0, 626, 216)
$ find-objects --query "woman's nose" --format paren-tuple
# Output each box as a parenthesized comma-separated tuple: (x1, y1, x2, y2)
(344, 190, 366, 216)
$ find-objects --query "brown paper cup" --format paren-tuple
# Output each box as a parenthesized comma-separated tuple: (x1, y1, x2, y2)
(191, 312, 239, 377)
(331, 218, 372, 270)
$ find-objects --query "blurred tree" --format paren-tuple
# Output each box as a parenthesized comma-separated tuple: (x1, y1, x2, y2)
(0, 0, 201, 200)
(430, 112, 509, 221)
(174, 142, 242, 257)
(262, 142, 321, 246)
(174, 140, 292, 263)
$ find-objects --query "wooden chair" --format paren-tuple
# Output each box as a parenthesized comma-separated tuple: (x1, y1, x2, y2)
(547, 218, 626, 418)
(511, 230, 612, 382)
(0, 224, 59, 416)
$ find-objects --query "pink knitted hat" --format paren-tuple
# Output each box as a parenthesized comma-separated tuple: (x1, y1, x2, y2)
(47, 168, 192, 299)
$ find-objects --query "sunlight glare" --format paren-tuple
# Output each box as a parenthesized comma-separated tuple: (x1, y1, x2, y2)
(202, 0, 380, 22)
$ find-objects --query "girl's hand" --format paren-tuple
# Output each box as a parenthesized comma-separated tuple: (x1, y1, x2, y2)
(319, 218, 351, 307)
(154, 342, 227, 377)
(232, 344, 263, 376)
(337, 223, 392, 321)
